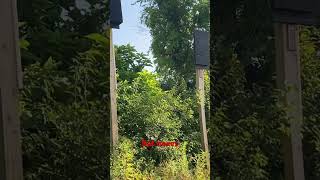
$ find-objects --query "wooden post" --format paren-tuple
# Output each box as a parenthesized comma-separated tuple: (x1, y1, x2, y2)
(196, 67, 209, 152)
(196, 67, 210, 171)
(274, 23, 305, 180)
(0, 0, 24, 179)
(109, 29, 118, 148)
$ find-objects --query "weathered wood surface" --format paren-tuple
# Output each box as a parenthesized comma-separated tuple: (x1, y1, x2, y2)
(274, 23, 305, 180)
(0, 0, 24, 179)
(109, 29, 118, 148)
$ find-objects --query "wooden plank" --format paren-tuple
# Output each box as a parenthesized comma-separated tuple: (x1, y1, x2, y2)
(109, 29, 118, 148)
(0, 0, 24, 179)
(274, 23, 305, 180)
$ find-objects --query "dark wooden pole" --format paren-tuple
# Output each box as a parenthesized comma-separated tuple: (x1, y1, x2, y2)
(0, 0, 24, 179)
(274, 23, 305, 180)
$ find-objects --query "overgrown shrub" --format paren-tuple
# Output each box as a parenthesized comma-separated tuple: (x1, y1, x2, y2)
(117, 68, 203, 165)
(20, 34, 110, 179)
(300, 26, 320, 179)
(111, 137, 210, 180)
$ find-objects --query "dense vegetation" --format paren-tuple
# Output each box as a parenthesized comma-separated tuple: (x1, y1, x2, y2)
(110, 0, 211, 178)
(138, 0, 320, 179)
(211, 0, 320, 179)
(18, 0, 110, 179)
(300, 27, 320, 179)
(18, 0, 210, 178)
(137, 0, 210, 85)
(15, 0, 320, 179)
(111, 44, 210, 179)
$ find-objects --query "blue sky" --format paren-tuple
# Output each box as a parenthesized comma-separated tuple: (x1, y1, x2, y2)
(113, 0, 155, 71)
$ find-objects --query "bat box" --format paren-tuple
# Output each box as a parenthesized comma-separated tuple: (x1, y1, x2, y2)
(272, 0, 320, 25)
(194, 30, 210, 68)
(110, 0, 123, 29)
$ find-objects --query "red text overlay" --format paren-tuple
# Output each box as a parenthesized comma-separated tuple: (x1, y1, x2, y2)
(141, 139, 179, 147)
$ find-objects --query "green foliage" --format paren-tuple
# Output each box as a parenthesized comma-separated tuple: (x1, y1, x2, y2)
(210, 1, 289, 179)
(300, 26, 320, 179)
(18, 0, 320, 179)
(137, 0, 209, 83)
(111, 138, 143, 179)
(194, 151, 210, 180)
(117, 69, 202, 164)
(18, 0, 110, 178)
(115, 44, 152, 82)
(209, 56, 287, 179)
(18, 0, 109, 34)
(111, 138, 210, 180)
(211, 1, 320, 179)
(20, 36, 109, 179)
(18, 0, 109, 68)
(158, 142, 192, 179)
(19, 39, 30, 50)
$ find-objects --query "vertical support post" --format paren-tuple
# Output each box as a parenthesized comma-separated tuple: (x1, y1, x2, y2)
(0, 0, 24, 179)
(109, 29, 118, 148)
(196, 67, 210, 171)
(196, 67, 209, 152)
(274, 23, 305, 180)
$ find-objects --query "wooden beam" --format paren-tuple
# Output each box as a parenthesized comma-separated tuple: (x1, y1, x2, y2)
(109, 29, 118, 148)
(0, 0, 23, 179)
(196, 67, 209, 152)
(196, 67, 210, 171)
(274, 23, 305, 180)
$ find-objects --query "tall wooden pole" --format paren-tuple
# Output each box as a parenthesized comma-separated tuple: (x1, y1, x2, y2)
(196, 67, 209, 153)
(0, 0, 24, 179)
(196, 66, 210, 173)
(109, 29, 118, 148)
(274, 23, 305, 180)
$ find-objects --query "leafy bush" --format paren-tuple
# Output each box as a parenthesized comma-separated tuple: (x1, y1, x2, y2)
(209, 55, 288, 179)
(111, 138, 210, 180)
(115, 44, 211, 179)
(300, 26, 320, 179)
(18, 0, 111, 177)
(111, 138, 143, 179)
(20, 35, 110, 179)
(117, 70, 201, 164)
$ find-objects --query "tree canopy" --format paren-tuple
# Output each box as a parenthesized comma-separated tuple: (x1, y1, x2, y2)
(137, 0, 209, 84)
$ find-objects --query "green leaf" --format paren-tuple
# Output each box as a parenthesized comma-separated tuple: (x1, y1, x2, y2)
(19, 39, 30, 50)
(85, 33, 109, 45)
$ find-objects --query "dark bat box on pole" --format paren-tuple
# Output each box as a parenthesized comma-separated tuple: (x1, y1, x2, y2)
(194, 30, 210, 68)
(110, 0, 123, 29)
(272, 0, 320, 25)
